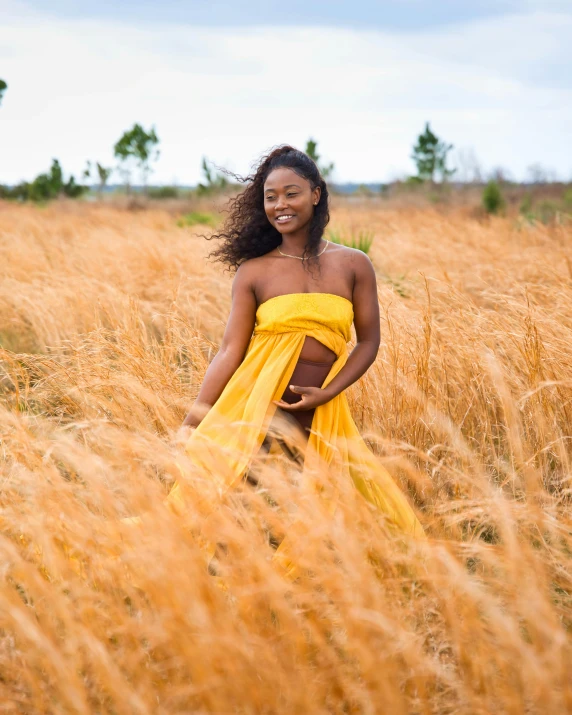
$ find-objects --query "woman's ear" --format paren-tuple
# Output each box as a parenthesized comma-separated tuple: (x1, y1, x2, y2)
(312, 186, 321, 206)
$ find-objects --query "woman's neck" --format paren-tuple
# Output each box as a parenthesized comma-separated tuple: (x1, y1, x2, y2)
(279, 228, 313, 253)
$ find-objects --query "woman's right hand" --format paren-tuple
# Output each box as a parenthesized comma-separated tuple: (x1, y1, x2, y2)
(182, 401, 211, 429)
(174, 401, 211, 447)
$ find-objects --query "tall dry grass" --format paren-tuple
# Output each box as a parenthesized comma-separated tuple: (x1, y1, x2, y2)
(1, 199, 571, 713)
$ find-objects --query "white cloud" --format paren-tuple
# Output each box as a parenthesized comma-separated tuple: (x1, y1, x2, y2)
(0, 3, 570, 184)
(413, 11, 572, 89)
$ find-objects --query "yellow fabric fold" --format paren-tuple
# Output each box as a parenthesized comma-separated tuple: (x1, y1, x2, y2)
(165, 292, 425, 540)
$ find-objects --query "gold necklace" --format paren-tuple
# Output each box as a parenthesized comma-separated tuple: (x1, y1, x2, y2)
(278, 239, 329, 260)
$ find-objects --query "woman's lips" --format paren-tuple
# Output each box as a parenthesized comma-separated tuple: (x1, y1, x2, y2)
(275, 214, 295, 224)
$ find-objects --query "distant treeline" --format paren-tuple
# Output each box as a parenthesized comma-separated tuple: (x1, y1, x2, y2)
(0, 105, 569, 213)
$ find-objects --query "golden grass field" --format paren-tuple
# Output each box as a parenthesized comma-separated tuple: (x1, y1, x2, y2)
(1, 198, 571, 713)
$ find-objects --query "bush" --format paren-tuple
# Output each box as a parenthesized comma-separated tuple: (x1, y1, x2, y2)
(563, 188, 572, 211)
(482, 180, 505, 215)
(177, 211, 215, 228)
(148, 186, 179, 199)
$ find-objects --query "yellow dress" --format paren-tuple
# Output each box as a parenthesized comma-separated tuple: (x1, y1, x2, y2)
(166, 292, 425, 539)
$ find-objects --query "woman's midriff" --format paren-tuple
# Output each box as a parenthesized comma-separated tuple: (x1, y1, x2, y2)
(275, 333, 337, 438)
(298, 334, 337, 363)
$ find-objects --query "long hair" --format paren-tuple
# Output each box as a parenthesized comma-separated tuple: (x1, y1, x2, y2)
(207, 145, 330, 272)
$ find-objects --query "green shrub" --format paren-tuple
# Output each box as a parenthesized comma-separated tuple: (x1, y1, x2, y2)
(563, 189, 572, 211)
(482, 180, 505, 215)
(148, 186, 179, 199)
(177, 211, 215, 228)
(327, 229, 374, 255)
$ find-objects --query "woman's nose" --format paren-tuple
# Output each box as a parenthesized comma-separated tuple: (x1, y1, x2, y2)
(275, 195, 288, 210)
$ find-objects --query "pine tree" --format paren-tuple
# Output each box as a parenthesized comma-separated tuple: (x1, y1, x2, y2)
(411, 123, 455, 183)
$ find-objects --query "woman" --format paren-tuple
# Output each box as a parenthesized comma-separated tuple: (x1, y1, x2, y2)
(167, 146, 424, 539)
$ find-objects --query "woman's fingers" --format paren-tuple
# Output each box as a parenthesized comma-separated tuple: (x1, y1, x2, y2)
(273, 386, 324, 411)
(273, 398, 306, 411)
(272, 397, 311, 412)
(273, 399, 295, 410)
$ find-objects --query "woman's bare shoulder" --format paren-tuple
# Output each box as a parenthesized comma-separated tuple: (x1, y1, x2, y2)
(233, 254, 275, 291)
(235, 253, 277, 279)
(334, 243, 374, 271)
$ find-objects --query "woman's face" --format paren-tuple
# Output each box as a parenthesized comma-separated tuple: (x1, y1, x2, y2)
(263, 167, 321, 236)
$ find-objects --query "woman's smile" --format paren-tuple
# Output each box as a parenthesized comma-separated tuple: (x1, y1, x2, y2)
(275, 214, 295, 224)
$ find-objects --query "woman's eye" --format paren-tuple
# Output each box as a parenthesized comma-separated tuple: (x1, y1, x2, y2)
(287, 193, 297, 197)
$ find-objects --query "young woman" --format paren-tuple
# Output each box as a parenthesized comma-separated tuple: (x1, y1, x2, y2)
(167, 146, 424, 539)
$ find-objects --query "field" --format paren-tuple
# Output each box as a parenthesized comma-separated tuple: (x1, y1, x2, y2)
(1, 198, 572, 713)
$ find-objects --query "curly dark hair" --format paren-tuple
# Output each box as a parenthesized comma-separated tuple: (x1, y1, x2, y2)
(207, 145, 330, 273)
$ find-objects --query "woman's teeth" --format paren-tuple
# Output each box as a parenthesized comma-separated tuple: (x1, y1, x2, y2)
(276, 215, 294, 222)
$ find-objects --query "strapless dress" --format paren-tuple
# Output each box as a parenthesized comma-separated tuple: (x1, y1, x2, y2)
(166, 293, 425, 539)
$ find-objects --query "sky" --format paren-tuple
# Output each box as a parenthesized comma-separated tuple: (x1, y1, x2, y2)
(0, 0, 571, 186)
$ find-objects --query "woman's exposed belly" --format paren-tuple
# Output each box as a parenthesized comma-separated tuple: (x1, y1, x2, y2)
(298, 335, 337, 363)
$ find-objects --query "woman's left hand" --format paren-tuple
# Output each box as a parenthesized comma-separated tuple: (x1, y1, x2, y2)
(273, 385, 332, 412)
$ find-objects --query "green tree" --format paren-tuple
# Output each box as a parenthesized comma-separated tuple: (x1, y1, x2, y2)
(113, 123, 159, 193)
(411, 122, 455, 183)
(305, 138, 334, 178)
(0, 79, 7, 106)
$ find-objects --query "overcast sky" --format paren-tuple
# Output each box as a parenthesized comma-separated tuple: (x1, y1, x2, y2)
(1, 0, 571, 185)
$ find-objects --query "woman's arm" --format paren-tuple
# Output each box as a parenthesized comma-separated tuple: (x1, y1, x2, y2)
(274, 250, 380, 412)
(182, 264, 257, 428)
(321, 250, 380, 398)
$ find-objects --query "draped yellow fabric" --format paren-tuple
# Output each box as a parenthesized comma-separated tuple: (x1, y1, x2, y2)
(166, 292, 425, 539)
